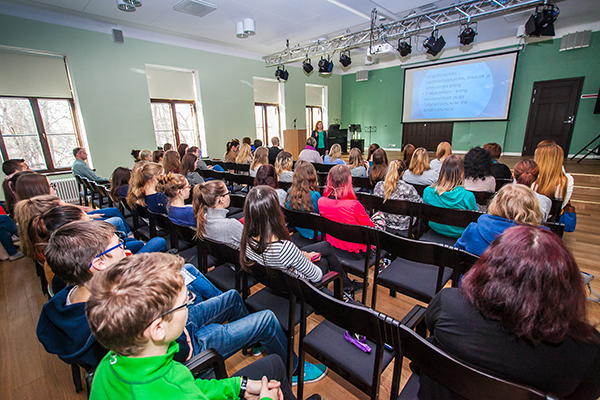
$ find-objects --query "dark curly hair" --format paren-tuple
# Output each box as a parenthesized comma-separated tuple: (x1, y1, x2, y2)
(463, 147, 493, 180)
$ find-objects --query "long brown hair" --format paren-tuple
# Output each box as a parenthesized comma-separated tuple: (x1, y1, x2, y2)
(110, 167, 131, 200)
(348, 148, 364, 169)
(14, 173, 50, 201)
(370, 148, 388, 185)
(534, 144, 568, 199)
(162, 150, 180, 174)
(382, 160, 407, 201)
(180, 153, 197, 176)
(13, 195, 62, 259)
(192, 180, 228, 238)
(367, 143, 380, 161)
(240, 186, 291, 268)
(286, 160, 318, 212)
(251, 147, 268, 171)
(432, 155, 464, 195)
(127, 162, 163, 207)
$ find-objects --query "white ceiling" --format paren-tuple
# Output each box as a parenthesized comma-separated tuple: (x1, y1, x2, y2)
(2, 0, 600, 66)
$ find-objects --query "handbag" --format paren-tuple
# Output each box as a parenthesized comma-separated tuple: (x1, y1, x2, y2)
(559, 203, 576, 232)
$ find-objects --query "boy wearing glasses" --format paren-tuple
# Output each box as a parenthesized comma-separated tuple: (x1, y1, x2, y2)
(86, 253, 318, 400)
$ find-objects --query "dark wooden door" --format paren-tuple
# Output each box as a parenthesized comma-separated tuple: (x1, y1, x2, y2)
(522, 77, 584, 156)
(402, 122, 453, 151)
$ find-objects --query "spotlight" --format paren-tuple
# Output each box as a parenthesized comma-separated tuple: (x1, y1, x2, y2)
(397, 38, 412, 57)
(275, 64, 289, 82)
(339, 50, 351, 67)
(318, 57, 333, 74)
(303, 58, 314, 74)
(459, 24, 477, 46)
(117, 0, 136, 12)
(525, 3, 559, 37)
(424, 30, 446, 56)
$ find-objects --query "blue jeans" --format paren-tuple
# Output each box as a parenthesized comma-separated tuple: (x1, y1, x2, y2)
(186, 290, 294, 368)
(88, 207, 131, 234)
(0, 214, 18, 256)
(183, 263, 222, 300)
(124, 237, 167, 254)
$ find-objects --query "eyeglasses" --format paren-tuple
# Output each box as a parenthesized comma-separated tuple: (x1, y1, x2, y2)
(88, 238, 124, 269)
(146, 290, 196, 329)
(220, 191, 231, 197)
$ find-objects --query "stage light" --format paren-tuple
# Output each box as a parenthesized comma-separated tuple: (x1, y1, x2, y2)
(459, 24, 477, 45)
(303, 57, 314, 74)
(339, 50, 351, 67)
(275, 64, 288, 82)
(117, 0, 136, 12)
(525, 3, 559, 37)
(318, 57, 333, 74)
(424, 30, 445, 56)
(397, 38, 412, 57)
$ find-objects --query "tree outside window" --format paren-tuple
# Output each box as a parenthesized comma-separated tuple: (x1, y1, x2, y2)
(150, 100, 199, 148)
(255, 103, 280, 145)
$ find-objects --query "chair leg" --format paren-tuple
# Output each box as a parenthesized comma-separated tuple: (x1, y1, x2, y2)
(71, 363, 83, 393)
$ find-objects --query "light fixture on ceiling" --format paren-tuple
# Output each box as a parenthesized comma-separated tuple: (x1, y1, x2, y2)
(275, 64, 289, 82)
(459, 22, 477, 45)
(236, 18, 256, 38)
(117, 0, 141, 12)
(339, 50, 351, 67)
(424, 29, 445, 56)
(525, 3, 559, 37)
(303, 56, 314, 74)
(397, 36, 412, 57)
(318, 56, 333, 74)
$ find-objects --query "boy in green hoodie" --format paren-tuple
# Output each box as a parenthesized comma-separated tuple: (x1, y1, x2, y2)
(86, 252, 318, 400)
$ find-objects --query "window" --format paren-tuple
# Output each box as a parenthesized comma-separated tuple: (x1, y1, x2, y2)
(306, 106, 322, 133)
(150, 100, 199, 148)
(0, 96, 79, 171)
(255, 103, 280, 145)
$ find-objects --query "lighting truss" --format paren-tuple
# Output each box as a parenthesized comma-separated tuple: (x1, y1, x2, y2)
(262, 0, 545, 66)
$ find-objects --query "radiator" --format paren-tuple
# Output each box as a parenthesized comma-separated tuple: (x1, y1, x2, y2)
(53, 177, 80, 203)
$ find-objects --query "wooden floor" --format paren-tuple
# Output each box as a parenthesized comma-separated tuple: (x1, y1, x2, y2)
(2, 157, 600, 400)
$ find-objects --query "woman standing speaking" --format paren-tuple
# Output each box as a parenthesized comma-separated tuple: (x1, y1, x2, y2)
(311, 121, 328, 157)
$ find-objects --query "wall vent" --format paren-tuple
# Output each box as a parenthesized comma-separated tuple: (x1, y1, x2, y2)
(560, 31, 591, 51)
(356, 70, 369, 82)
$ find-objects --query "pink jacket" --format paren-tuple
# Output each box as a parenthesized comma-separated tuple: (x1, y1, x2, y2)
(317, 197, 375, 253)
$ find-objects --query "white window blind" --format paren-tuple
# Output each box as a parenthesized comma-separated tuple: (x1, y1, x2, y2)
(253, 78, 279, 104)
(306, 85, 323, 106)
(146, 68, 195, 100)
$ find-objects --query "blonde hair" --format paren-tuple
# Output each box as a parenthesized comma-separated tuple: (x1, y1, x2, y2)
(127, 162, 163, 207)
(162, 150, 180, 174)
(409, 147, 430, 175)
(235, 143, 252, 164)
(488, 184, 542, 225)
(275, 151, 293, 176)
(436, 142, 452, 161)
(382, 160, 407, 201)
(329, 143, 342, 163)
(348, 148, 364, 169)
(14, 195, 62, 259)
(139, 149, 152, 161)
(534, 144, 568, 200)
(250, 147, 268, 171)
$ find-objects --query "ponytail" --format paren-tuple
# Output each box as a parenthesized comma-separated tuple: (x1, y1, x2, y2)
(193, 181, 227, 238)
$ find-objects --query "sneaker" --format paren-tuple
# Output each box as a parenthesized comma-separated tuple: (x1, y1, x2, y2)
(8, 251, 24, 261)
(166, 248, 179, 255)
(251, 346, 264, 356)
(292, 362, 327, 386)
(343, 289, 355, 302)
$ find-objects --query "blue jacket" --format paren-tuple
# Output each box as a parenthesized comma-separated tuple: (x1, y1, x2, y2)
(455, 214, 517, 256)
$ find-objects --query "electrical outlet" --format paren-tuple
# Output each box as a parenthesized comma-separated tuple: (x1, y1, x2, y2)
(389, 144, 397, 148)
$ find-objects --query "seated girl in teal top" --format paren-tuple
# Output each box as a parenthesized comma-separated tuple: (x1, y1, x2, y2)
(422, 155, 477, 238)
(284, 161, 321, 240)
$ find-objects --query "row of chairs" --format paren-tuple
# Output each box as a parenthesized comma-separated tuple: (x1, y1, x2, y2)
(74, 175, 113, 209)
(203, 159, 336, 174)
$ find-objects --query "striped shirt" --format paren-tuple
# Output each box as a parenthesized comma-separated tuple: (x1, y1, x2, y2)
(245, 239, 323, 283)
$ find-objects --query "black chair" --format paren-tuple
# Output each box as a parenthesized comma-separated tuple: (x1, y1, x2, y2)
(542, 220, 565, 238)
(495, 178, 513, 191)
(229, 173, 254, 194)
(358, 193, 421, 238)
(417, 204, 483, 246)
(279, 181, 292, 191)
(184, 348, 228, 380)
(316, 172, 329, 187)
(372, 230, 478, 308)
(318, 217, 379, 304)
(80, 177, 98, 208)
(470, 190, 495, 206)
(235, 163, 250, 173)
(313, 163, 334, 173)
(548, 198, 563, 222)
(198, 169, 231, 182)
(390, 307, 555, 400)
(410, 183, 427, 197)
(73, 175, 89, 206)
(221, 162, 237, 171)
(95, 183, 113, 208)
(353, 176, 374, 193)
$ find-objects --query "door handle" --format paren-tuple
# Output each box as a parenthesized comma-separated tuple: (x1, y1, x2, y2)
(563, 116, 574, 124)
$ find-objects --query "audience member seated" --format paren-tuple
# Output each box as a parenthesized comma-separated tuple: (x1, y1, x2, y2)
(127, 162, 168, 214)
(347, 148, 368, 177)
(224, 139, 240, 163)
(402, 147, 439, 186)
(180, 153, 205, 186)
(323, 143, 346, 165)
(285, 160, 321, 240)
(268, 136, 282, 165)
(373, 160, 422, 234)
(163, 143, 173, 152)
(253, 139, 263, 152)
(275, 151, 294, 183)
(194, 180, 243, 250)
(160, 173, 195, 228)
(236, 143, 253, 165)
(366, 143, 380, 168)
(463, 147, 496, 192)
(483, 142, 512, 179)
(188, 146, 201, 158)
(131, 149, 140, 162)
(2, 158, 29, 216)
(242, 185, 357, 299)
(402, 143, 415, 167)
(110, 166, 131, 201)
(455, 184, 544, 256)
(254, 165, 286, 206)
(250, 147, 269, 177)
(369, 148, 388, 186)
(429, 141, 451, 173)
(513, 159, 551, 221)
(533, 142, 574, 209)
(152, 149, 164, 164)
(0, 208, 22, 261)
(139, 149, 152, 162)
(72, 147, 109, 183)
(423, 155, 477, 238)
(177, 143, 189, 160)
(298, 137, 323, 164)
(424, 225, 600, 400)
(162, 149, 181, 175)
(86, 252, 318, 400)
(5, 170, 35, 215)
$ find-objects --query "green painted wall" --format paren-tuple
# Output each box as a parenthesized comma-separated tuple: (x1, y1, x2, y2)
(0, 14, 341, 179)
(342, 32, 600, 154)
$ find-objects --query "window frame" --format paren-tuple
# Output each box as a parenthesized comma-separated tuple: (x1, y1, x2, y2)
(0, 95, 81, 173)
(306, 105, 322, 133)
(254, 102, 280, 145)
(150, 99, 198, 148)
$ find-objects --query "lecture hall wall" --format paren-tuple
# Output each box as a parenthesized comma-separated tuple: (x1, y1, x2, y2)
(341, 31, 600, 155)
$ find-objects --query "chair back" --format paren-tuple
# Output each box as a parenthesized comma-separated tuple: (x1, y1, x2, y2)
(410, 184, 427, 197)
(418, 204, 483, 238)
(352, 176, 373, 192)
(221, 162, 237, 171)
(73, 175, 88, 206)
(369, 195, 421, 237)
(470, 190, 495, 206)
(313, 163, 334, 173)
(148, 210, 176, 248)
(229, 194, 246, 210)
(282, 208, 321, 242)
(495, 178, 512, 191)
(236, 163, 250, 173)
(229, 173, 254, 192)
(542, 221, 565, 238)
(548, 198, 563, 222)
(316, 172, 329, 187)
(279, 181, 292, 191)
(198, 169, 231, 182)
(391, 320, 554, 400)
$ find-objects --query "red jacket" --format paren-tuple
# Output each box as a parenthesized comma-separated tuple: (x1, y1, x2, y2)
(317, 197, 374, 253)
